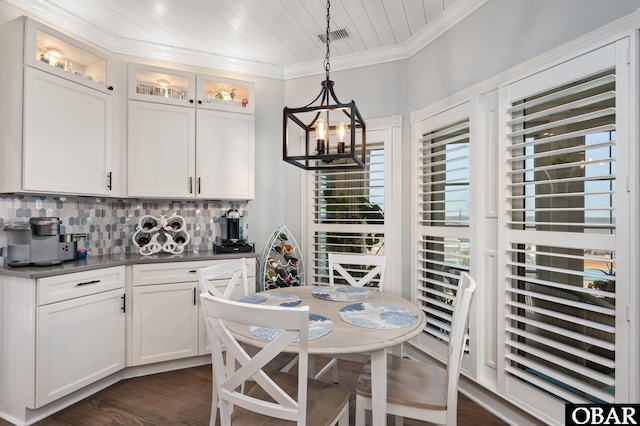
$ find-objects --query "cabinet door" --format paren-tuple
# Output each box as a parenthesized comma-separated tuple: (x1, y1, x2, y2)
(23, 67, 113, 195)
(132, 282, 199, 366)
(196, 110, 254, 200)
(36, 289, 125, 408)
(128, 101, 196, 198)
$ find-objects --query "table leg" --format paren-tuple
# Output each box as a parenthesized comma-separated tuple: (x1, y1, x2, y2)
(370, 348, 387, 426)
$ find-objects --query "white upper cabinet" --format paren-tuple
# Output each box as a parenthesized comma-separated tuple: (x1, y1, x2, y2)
(24, 18, 115, 94)
(127, 63, 255, 200)
(127, 101, 196, 198)
(0, 16, 118, 196)
(196, 74, 255, 115)
(128, 63, 196, 107)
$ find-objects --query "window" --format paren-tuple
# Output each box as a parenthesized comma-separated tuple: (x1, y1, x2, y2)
(414, 103, 472, 347)
(310, 142, 385, 286)
(502, 41, 628, 409)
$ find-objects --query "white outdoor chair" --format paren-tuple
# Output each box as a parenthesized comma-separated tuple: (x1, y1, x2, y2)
(354, 271, 477, 426)
(200, 293, 350, 426)
(315, 253, 388, 383)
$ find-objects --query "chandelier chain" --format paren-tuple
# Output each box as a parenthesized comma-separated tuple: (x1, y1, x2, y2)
(324, 0, 331, 80)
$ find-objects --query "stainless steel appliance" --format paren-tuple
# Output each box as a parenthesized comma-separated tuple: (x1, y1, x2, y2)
(213, 209, 254, 253)
(3, 217, 87, 266)
(4, 222, 32, 266)
(29, 217, 62, 266)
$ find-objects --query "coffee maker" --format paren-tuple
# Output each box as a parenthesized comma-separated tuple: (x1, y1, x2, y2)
(213, 209, 254, 253)
(4, 217, 86, 266)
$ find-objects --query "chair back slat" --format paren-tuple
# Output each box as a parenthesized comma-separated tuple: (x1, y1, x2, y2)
(201, 294, 310, 425)
(328, 253, 387, 290)
(198, 258, 249, 298)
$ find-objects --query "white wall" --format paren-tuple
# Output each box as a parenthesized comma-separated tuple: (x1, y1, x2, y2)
(407, 0, 640, 111)
(284, 0, 640, 296)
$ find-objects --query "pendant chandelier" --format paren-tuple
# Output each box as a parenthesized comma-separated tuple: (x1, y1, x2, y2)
(283, 0, 366, 170)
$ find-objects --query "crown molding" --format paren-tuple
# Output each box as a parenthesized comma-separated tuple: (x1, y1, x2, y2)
(405, 0, 488, 56)
(4, 0, 488, 80)
(4, 0, 116, 51)
(285, 0, 488, 79)
(112, 37, 284, 80)
(284, 44, 408, 80)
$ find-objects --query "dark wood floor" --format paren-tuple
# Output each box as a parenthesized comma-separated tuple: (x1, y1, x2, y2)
(1, 358, 508, 426)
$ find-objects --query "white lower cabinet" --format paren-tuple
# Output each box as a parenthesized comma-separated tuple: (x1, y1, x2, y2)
(130, 258, 255, 366)
(35, 266, 125, 408)
(132, 282, 199, 365)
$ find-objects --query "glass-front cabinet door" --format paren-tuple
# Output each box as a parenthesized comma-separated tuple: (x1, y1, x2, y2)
(196, 75, 254, 114)
(128, 63, 196, 106)
(24, 18, 114, 94)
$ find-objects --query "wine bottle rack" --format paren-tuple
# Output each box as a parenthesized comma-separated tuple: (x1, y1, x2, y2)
(259, 224, 304, 291)
(131, 214, 191, 255)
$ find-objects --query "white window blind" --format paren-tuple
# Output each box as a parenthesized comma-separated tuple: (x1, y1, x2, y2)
(310, 143, 385, 286)
(505, 66, 617, 404)
(416, 110, 471, 346)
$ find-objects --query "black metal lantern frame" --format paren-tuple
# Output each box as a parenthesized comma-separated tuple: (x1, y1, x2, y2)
(283, 79, 366, 170)
(282, 0, 366, 170)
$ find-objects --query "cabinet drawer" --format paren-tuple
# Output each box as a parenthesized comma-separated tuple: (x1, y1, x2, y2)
(132, 258, 255, 286)
(37, 266, 125, 306)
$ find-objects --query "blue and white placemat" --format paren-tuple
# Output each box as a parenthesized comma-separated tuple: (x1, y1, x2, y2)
(312, 285, 372, 302)
(249, 313, 334, 342)
(237, 292, 302, 307)
(339, 303, 420, 329)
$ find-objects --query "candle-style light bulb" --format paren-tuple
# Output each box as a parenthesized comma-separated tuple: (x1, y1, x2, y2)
(315, 118, 327, 155)
(336, 121, 348, 154)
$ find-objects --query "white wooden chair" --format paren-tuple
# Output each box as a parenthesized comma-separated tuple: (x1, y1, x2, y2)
(315, 253, 388, 382)
(328, 252, 387, 291)
(197, 258, 250, 300)
(200, 293, 350, 426)
(354, 271, 477, 426)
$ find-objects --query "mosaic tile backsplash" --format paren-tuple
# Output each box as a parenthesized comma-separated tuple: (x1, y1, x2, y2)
(0, 194, 249, 264)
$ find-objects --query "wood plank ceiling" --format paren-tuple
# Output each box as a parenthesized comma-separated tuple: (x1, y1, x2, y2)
(5, 0, 476, 78)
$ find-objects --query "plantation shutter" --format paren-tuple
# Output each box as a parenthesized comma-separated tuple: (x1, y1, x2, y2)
(503, 42, 623, 406)
(310, 142, 385, 285)
(415, 103, 471, 345)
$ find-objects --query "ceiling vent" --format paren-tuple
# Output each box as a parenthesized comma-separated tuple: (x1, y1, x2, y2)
(317, 28, 351, 43)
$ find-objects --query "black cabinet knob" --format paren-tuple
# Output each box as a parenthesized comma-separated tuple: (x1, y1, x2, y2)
(108, 86, 114, 91)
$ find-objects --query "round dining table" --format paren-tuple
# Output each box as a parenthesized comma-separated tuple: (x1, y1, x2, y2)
(227, 285, 427, 426)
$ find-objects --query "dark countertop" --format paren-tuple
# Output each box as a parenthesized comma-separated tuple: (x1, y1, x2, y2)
(0, 250, 259, 279)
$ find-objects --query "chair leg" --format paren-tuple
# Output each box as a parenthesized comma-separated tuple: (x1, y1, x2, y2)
(355, 394, 366, 426)
(280, 354, 299, 373)
(338, 402, 349, 426)
(210, 364, 218, 426)
(314, 357, 338, 383)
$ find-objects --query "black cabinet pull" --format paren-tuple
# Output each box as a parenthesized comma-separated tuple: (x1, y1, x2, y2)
(193, 287, 197, 305)
(107, 172, 112, 190)
(121, 294, 126, 313)
(189, 177, 193, 194)
(108, 86, 114, 91)
(189, 270, 197, 273)
(76, 279, 100, 287)
(198, 177, 201, 194)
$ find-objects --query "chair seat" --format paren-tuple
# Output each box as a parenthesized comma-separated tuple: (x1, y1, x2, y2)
(356, 355, 448, 411)
(231, 370, 350, 425)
